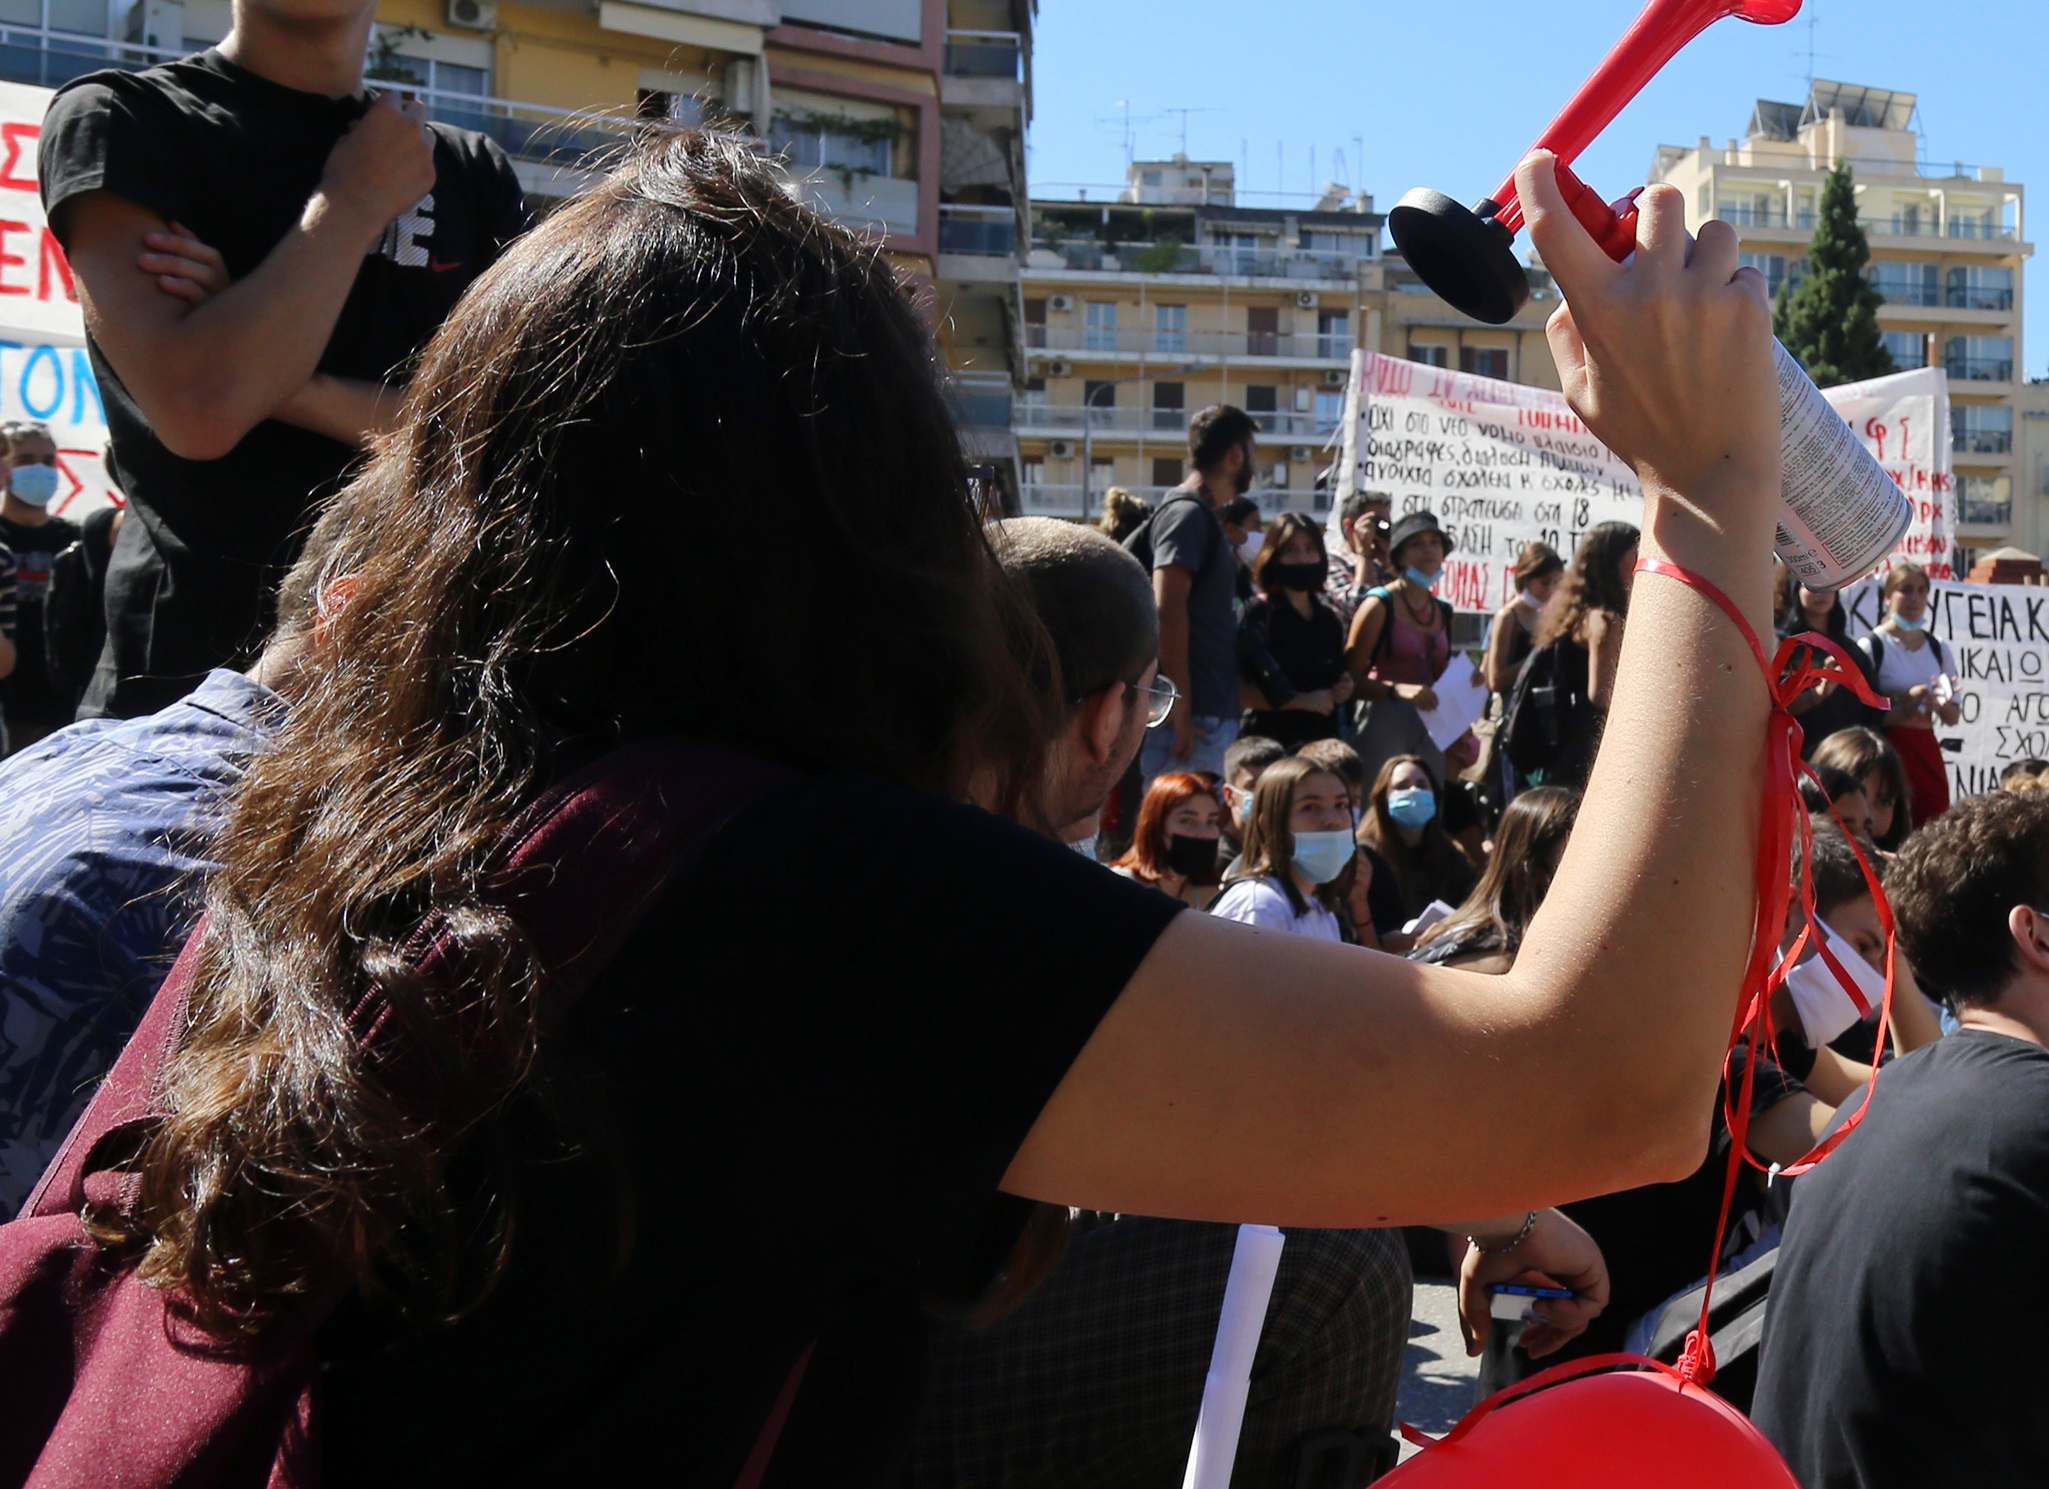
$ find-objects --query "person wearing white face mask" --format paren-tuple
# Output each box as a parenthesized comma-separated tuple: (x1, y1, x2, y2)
(1484, 542, 1564, 696)
(1854, 561, 1960, 832)
(1343, 509, 1477, 784)
(0, 421, 80, 752)
(1210, 756, 1356, 942)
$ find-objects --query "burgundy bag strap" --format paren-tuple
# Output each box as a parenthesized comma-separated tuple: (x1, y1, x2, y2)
(25, 738, 791, 1220)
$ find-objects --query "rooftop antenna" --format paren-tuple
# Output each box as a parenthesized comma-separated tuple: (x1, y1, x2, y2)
(1804, 0, 1815, 88)
(1161, 106, 1217, 157)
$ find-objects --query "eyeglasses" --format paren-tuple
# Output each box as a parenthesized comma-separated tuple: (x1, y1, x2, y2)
(1141, 674, 1179, 728)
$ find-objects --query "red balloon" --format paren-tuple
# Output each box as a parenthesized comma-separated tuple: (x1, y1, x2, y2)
(1383, 1367, 1799, 1487)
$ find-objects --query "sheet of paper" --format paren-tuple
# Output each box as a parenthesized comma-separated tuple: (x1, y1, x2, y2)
(1403, 899, 1457, 938)
(1415, 653, 1489, 752)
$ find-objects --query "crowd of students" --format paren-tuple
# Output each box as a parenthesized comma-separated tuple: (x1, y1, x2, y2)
(0, 12, 2038, 1483)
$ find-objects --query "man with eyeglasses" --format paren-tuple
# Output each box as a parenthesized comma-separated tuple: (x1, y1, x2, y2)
(985, 518, 1164, 853)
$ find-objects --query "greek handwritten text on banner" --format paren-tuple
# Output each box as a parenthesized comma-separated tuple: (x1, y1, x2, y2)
(1332, 353, 1953, 614)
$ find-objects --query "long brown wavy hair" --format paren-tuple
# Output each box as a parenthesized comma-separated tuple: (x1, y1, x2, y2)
(119, 131, 1054, 1332)
(1415, 786, 1580, 959)
(1535, 520, 1639, 648)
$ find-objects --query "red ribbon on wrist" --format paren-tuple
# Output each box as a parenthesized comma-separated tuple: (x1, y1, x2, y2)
(1634, 557, 1897, 1386)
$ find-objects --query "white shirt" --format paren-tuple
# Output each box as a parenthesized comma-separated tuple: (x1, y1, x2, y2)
(1872, 630, 1950, 701)
(1209, 876, 1343, 942)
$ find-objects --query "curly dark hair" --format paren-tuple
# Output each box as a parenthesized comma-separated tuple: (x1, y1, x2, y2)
(1887, 790, 2049, 1009)
(1536, 521, 1639, 648)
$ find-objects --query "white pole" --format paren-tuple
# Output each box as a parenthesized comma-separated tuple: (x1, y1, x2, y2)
(1181, 1224, 1287, 1489)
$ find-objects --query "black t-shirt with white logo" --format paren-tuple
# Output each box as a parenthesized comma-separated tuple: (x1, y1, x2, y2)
(1755, 1031, 2049, 1488)
(40, 50, 529, 717)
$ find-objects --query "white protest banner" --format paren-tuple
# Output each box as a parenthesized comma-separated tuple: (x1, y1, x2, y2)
(1821, 365, 1954, 578)
(1837, 577, 2049, 800)
(1331, 353, 1954, 614)
(0, 79, 113, 519)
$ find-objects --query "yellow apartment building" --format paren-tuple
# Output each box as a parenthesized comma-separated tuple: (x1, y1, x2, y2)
(3, 0, 1032, 498)
(1652, 80, 2031, 570)
(1016, 155, 1558, 523)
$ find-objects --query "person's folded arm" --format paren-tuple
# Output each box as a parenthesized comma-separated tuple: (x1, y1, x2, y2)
(56, 93, 434, 461)
(271, 374, 405, 449)
(1004, 153, 1780, 1227)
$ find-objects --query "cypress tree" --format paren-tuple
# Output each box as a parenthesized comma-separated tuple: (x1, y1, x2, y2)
(1773, 162, 1895, 387)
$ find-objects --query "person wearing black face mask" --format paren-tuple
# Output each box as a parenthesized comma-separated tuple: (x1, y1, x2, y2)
(1239, 511, 1352, 749)
(1109, 770, 1225, 910)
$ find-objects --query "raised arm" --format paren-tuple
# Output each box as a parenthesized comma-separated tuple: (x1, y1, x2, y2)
(57, 92, 434, 461)
(1005, 154, 1780, 1227)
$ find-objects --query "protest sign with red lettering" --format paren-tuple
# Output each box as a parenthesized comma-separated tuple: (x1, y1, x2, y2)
(0, 79, 113, 517)
(1331, 352, 1954, 614)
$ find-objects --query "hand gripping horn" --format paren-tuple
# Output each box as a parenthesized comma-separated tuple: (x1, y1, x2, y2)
(1388, 0, 1802, 324)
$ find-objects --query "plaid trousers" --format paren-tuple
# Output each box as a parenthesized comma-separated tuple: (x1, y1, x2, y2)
(906, 1217, 1411, 1489)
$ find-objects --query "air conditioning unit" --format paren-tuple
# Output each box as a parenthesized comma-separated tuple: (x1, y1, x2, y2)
(1321, 368, 1348, 388)
(1295, 291, 1319, 309)
(1048, 358, 1073, 377)
(446, 0, 496, 27)
(1291, 446, 1313, 462)
(1049, 439, 1075, 459)
(1048, 293, 1075, 312)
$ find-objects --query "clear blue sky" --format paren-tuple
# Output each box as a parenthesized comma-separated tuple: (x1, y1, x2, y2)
(1026, 0, 2047, 373)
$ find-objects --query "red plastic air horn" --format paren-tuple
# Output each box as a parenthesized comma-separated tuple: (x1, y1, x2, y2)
(1389, 0, 1802, 324)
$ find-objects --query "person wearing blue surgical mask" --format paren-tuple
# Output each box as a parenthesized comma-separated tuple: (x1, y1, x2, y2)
(1210, 756, 1355, 942)
(1358, 754, 1477, 953)
(1854, 561, 1960, 832)
(1343, 509, 1478, 785)
(0, 421, 81, 753)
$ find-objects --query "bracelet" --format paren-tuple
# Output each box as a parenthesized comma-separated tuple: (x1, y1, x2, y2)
(1470, 1210, 1538, 1257)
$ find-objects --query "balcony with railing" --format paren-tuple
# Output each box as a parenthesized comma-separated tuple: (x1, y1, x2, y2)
(937, 204, 1018, 257)
(1031, 238, 1365, 282)
(1715, 202, 1790, 228)
(1031, 325, 1350, 360)
(943, 29, 1023, 80)
(0, 26, 633, 171)
(1946, 355, 2014, 382)
(1953, 423, 2014, 455)
(1871, 278, 1942, 308)
(1948, 284, 2016, 311)
(1960, 492, 2013, 526)
(1017, 404, 1329, 438)
(949, 372, 1015, 429)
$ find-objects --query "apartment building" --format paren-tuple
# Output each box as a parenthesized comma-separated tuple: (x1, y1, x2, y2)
(1016, 158, 1374, 521)
(1016, 154, 1563, 522)
(1652, 80, 2031, 569)
(1, 0, 1032, 497)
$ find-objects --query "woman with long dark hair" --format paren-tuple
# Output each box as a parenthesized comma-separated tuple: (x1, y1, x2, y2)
(1524, 520, 1640, 788)
(1110, 770, 1225, 909)
(1357, 753, 1478, 952)
(1411, 787, 1581, 972)
(1240, 512, 1354, 749)
(1782, 581, 1879, 751)
(1484, 541, 1564, 695)
(59, 142, 1794, 1482)
(1811, 724, 1913, 853)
